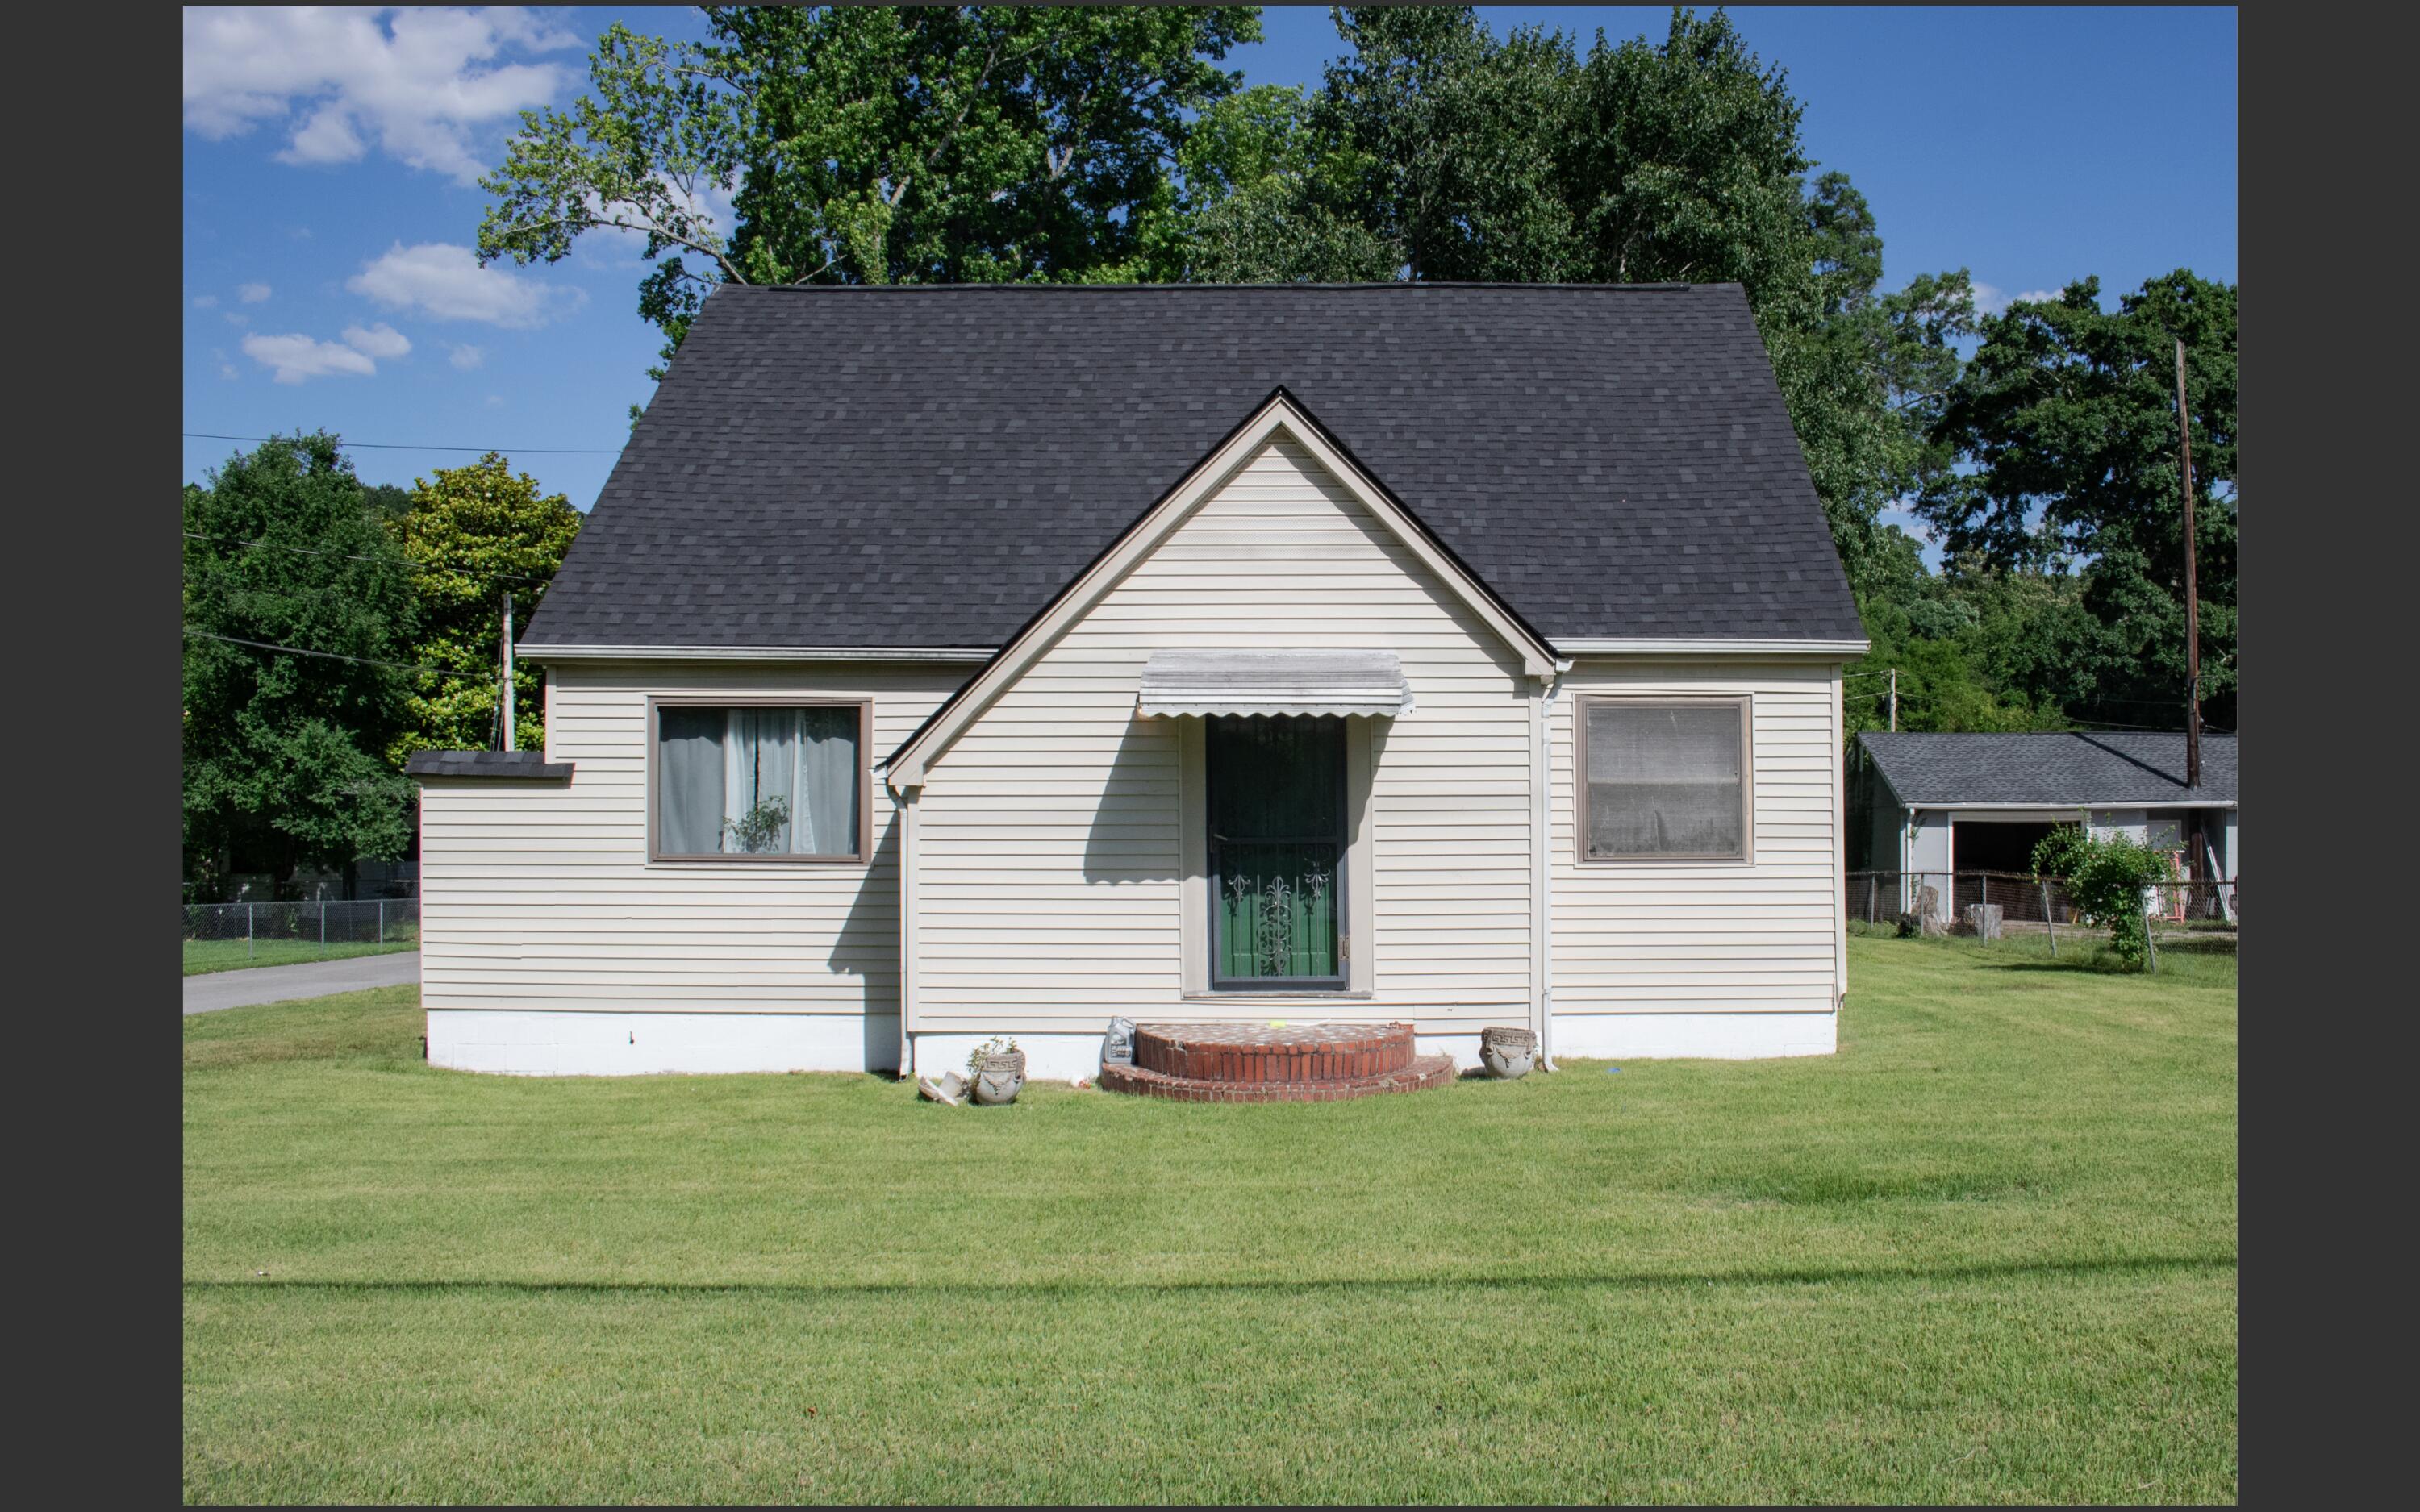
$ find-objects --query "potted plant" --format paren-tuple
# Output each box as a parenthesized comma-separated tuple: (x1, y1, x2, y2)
(968, 1036, 1026, 1105)
(1479, 1025, 1536, 1079)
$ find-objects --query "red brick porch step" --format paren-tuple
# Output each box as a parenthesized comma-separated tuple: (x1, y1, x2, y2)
(1105, 1022, 1453, 1102)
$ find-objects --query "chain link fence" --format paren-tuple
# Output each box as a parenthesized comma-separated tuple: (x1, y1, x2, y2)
(1847, 870, 2237, 953)
(182, 897, 421, 972)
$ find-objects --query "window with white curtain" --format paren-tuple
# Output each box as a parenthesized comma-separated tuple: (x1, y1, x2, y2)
(653, 702, 866, 860)
(1578, 697, 1751, 861)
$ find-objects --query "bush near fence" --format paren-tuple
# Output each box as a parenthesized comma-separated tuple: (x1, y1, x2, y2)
(1846, 871, 2237, 939)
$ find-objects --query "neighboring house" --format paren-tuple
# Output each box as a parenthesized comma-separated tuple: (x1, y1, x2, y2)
(1853, 731, 2238, 918)
(406, 284, 1867, 1078)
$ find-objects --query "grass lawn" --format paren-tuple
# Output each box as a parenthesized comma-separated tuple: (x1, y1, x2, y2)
(183, 935, 418, 976)
(183, 935, 2235, 1504)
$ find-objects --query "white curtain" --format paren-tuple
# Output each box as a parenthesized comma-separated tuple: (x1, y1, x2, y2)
(657, 707, 725, 854)
(721, 709, 799, 852)
(691, 708, 857, 856)
(790, 706, 859, 856)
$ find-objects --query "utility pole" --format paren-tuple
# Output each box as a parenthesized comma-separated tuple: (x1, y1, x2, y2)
(501, 591, 515, 752)
(1888, 668, 1898, 732)
(2174, 337, 2200, 791)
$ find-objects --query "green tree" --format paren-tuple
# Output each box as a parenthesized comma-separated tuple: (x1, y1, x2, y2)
(478, 6, 1261, 374)
(388, 455, 583, 763)
(183, 435, 417, 898)
(1917, 271, 2238, 728)
(1174, 84, 1394, 283)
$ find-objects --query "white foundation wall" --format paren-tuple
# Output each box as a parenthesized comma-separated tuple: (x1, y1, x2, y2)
(1548, 659, 1845, 1053)
(417, 660, 970, 1069)
(910, 437, 1537, 1037)
(1550, 1009, 1837, 1059)
(429, 1007, 901, 1076)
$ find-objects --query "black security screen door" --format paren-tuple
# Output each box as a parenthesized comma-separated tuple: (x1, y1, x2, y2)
(1208, 714, 1345, 988)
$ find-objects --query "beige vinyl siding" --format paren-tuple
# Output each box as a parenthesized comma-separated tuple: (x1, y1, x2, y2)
(1550, 660, 1844, 1013)
(417, 662, 968, 1011)
(912, 437, 1536, 1032)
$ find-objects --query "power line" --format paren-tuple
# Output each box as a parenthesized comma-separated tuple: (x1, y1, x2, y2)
(184, 431, 620, 456)
(185, 531, 553, 585)
(183, 627, 490, 681)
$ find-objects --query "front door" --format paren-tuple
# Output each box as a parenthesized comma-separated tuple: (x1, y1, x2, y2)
(1207, 714, 1346, 989)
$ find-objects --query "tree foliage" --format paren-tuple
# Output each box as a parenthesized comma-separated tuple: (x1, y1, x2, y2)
(1918, 271, 2238, 730)
(479, 6, 1260, 373)
(183, 435, 418, 895)
(387, 455, 583, 763)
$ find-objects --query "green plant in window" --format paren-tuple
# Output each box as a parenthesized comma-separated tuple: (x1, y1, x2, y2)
(722, 794, 791, 854)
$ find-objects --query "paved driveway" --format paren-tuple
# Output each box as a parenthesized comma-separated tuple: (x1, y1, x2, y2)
(184, 952, 420, 1015)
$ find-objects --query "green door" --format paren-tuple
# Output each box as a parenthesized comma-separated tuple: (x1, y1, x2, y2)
(1208, 714, 1345, 987)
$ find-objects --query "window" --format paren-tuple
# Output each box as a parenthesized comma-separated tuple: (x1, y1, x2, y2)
(1578, 697, 1750, 862)
(1208, 714, 1346, 988)
(651, 702, 866, 861)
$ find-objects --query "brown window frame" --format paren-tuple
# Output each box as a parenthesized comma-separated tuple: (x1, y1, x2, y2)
(645, 696, 874, 864)
(1574, 694, 1754, 865)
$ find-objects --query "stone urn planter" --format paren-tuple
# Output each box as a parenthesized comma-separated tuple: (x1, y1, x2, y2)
(970, 1048, 1027, 1106)
(1479, 1025, 1537, 1080)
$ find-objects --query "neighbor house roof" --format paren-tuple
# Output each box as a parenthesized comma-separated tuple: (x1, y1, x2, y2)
(521, 282, 1863, 652)
(1859, 731, 2238, 808)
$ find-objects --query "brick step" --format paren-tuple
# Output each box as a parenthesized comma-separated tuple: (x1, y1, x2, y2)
(1133, 1021, 1414, 1084)
(1100, 1054, 1457, 1103)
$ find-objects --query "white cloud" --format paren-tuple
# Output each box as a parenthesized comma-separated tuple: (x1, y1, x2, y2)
(341, 322, 413, 360)
(1974, 281, 2067, 316)
(447, 343, 486, 370)
(192, 294, 219, 309)
(182, 6, 581, 185)
(223, 310, 249, 327)
(219, 363, 240, 381)
(346, 241, 579, 327)
(485, 393, 507, 408)
(241, 331, 379, 384)
(237, 281, 271, 303)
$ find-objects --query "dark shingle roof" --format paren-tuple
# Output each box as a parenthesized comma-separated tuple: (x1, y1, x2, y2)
(404, 750, 574, 781)
(1860, 732, 2238, 807)
(523, 283, 1861, 651)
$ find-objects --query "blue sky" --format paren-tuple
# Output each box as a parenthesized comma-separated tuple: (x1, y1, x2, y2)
(182, 5, 2238, 530)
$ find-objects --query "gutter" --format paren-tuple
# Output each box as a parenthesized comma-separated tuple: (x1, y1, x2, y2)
(1556, 637, 1871, 657)
(1903, 800, 2236, 813)
(518, 644, 995, 664)
(1533, 669, 1562, 1071)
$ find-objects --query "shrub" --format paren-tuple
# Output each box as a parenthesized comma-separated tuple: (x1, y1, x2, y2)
(2031, 825, 2177, 969)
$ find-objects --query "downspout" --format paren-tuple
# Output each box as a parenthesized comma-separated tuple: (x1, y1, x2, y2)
(895, 779, 920, 1079)
(1535, 664, 1568, 1070)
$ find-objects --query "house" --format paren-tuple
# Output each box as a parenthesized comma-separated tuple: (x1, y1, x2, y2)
(405, 283, 1868, 1079)
(1852, 730, 2238, 920)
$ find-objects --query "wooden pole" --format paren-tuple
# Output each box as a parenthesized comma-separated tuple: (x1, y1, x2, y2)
(2175, 337, 2200, 792)
(1888, 668, 1897, 731)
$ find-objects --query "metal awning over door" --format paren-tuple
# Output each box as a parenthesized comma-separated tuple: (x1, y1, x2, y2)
(1135, 649, 1414, 719)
